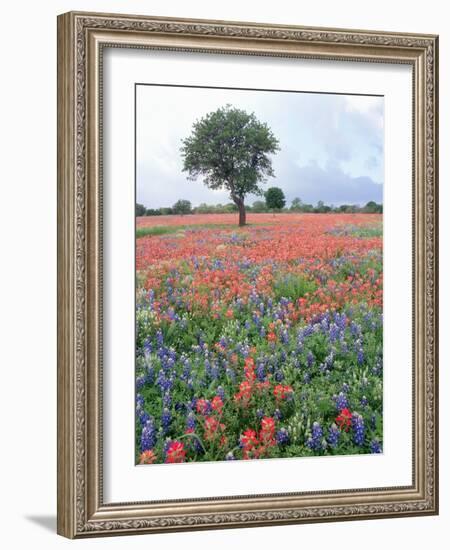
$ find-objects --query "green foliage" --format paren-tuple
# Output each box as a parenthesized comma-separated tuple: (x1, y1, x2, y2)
(172, 199, 192, 215)
(273, 273, 317, 302)
(265, 187, 286, 210)
(290, 197, 303, 211)
(136, 203, 146, 216)
(251, 200, 268, 213)
(145, 208, 161, 216)
(180, 104, 280, 225)
(159, 207, 173, 215)
(363, 201, 383, 213)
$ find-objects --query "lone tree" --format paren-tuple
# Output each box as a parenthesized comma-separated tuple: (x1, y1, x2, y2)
(265, 187, 286, 211)
(180, 105, 280, 226)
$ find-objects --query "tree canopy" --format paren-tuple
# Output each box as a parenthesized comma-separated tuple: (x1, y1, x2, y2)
(180, 105, 280, 226)
(265, 187, 286, 210)
(172, 199, 192, 215)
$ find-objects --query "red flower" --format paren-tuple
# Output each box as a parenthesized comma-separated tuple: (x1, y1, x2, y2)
(336, 408, 352, 431)
(211, 395, 224, 413)
(204, 416, 225, 441)
(260, 416, 276, 444)
(273, 384, 294, 401)
(240, 428, 259, 459)
(165, 441, 186, 463)
(234, 380, 252, 405)
(244, 357, 256, 383)
(267, 332, 277, 343)
(139, 449, 157, 464)
(196, 398, 209, 415)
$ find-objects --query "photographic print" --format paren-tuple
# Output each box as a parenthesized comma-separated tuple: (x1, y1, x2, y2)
(135, 84, 384, 465)
(58, 12, 438, 537)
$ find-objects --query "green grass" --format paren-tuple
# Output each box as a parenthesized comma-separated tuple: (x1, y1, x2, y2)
(273, 273, 317, 302)
(136, 223, 271, 239)
(136, 226, 179, 238)
(330, 223, 383, 238)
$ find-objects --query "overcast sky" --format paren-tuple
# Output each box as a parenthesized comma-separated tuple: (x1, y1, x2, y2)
(136, 84, 383, 208)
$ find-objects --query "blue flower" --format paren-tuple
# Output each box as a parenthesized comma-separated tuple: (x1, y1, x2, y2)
(186, 412, 196, 431)
(357, 348, 365, 365)
(334, 392, 348, 411)
(163, 392, 172, 408)
(327, 423, 340, 448)
(136, 374, 146, 391)
(273, 408, 282, 421)
(256, 363, 266, 381)
(370, 439, 382, 453)
(161, 408, 172, 435)
(306, 422, 325, 452)
(276, 428, 290, 446)
(352, 413, 365, 446)
(140, 417, 157, 452)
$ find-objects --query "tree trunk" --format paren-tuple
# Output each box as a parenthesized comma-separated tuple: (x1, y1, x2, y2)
(237, 199, 246, 227)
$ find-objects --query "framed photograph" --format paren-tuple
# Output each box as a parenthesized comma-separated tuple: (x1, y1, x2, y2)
(57, 11, 439, 538)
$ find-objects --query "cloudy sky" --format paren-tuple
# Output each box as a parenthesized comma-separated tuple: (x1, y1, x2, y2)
(136, 84, 383, 209)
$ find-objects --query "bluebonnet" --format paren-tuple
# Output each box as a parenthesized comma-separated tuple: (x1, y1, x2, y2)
(225, 452, 236, 460)
(217, 386, 225, 401)
(146, 364, 154, 384)
(329, 323, 340, 343)
(350, 321, 361, 337)
(276, 428, 290, 446)
(327, 423, 340, 448)
(307, 351, 314, 368)
(211, 363, 219, 380)
(136, 393, 144, 410)
(370, 439, 382, 453)
(273, 408, 282, 421)
(256, 363, 266, 381)
(163, 392, 172, 408)
(186, 412, 196, 431)
(360, 395, 368, 407)
(334, 392, 348, 411)
(274, 369, 284, 382)
(352, 413, 365, 446)
(143, 338, 152, 355)
(306, 422, 325, 452)
(138, 410, 150, 427)
(161, 408, 172, 435)
(140, 417, 157, 452)
(136, 374, 146, 391)
(357, 348, 365, 365)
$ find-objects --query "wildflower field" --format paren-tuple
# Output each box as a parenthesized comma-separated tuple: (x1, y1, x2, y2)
(135, 213, 383, 465)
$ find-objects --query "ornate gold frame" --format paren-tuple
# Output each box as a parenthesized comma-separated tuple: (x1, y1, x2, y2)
(57, 11, 439, 538)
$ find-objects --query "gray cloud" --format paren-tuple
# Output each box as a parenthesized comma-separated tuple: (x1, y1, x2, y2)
(136, 85, 384, 208)
(275, 160, 382, 206)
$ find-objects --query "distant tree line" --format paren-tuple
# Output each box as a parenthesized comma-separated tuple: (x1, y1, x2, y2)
(136, 190, 382, 217)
